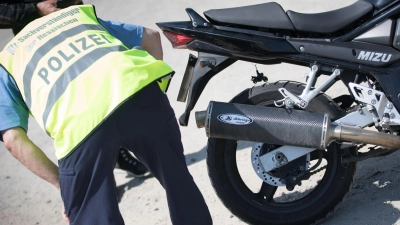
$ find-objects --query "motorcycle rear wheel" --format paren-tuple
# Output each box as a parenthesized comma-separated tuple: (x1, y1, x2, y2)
(207, 81, 357, 225)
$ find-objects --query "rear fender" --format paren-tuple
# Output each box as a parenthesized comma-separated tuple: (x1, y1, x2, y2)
(178, 52, 237, 126)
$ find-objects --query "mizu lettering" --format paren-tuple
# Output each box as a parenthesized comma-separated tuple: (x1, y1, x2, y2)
(357, 51, 392, 62)
(37, 33, 112, 84)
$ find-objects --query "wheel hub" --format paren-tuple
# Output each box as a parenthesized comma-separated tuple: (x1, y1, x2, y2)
(251, 143, 310, 187)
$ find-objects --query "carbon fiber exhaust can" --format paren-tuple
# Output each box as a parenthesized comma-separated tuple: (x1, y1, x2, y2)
(195, 101, 331, 149)
(195, 101, 400, 149)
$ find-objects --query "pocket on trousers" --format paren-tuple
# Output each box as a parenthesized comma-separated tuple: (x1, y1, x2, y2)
(59, 168, 77, 223)
(59, 168, 75, 176)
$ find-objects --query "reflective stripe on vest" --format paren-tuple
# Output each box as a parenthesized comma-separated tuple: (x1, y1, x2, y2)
(0, 5, 174, 159)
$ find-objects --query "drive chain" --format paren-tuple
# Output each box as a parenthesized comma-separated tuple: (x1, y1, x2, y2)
(309, 165, 327, 176)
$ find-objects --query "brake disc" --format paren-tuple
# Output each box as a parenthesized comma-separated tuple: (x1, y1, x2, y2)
(251, 143, 310, 186)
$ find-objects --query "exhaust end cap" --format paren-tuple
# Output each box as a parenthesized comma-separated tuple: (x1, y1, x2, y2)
(195, 110, 207, 128)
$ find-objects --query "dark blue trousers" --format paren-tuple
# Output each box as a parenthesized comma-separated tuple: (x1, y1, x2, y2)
(58, 83, 212, 225)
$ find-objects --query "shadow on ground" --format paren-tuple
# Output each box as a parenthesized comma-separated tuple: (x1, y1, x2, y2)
(184, 140, 253, 166)
(116, 173, 153, 202)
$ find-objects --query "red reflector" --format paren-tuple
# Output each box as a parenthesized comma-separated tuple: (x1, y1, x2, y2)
(163, 31, 194, 49)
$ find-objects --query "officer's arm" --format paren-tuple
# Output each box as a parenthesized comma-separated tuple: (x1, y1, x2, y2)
(0, 3, 40, 29)
(2, 127, 60, 189)
(141, 27, 163, 60)
(97, 19, 164, 61)
(35, 0, 82, 17)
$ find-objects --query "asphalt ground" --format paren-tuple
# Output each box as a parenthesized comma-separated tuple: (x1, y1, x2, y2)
(1, 1, 399, 224)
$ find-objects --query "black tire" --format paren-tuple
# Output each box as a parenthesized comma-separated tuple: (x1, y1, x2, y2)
(207, 81, 357, 225)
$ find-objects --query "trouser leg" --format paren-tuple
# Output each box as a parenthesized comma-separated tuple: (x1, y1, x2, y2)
(113, 83, 212, 225)
(58, 117, 123, 225)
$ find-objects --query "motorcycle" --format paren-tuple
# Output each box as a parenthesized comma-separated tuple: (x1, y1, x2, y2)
(157, 0, 400, 224)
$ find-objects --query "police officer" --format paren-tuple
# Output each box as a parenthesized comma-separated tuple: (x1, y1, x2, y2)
(0, 5, 212, 225)
(0, 0, 150, 177)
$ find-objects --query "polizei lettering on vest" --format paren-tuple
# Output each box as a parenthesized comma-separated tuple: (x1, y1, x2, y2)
(357, 51, 392, 62)
(37, 34, 112, 84)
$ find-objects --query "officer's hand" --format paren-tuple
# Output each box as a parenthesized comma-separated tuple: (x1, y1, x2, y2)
(62, 203, 70, 223)
(36, 0, 59, 16)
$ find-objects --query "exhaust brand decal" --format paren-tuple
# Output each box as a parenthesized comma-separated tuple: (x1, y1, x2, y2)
(357, 51, 392, 62)
(217, 114, 253, 125)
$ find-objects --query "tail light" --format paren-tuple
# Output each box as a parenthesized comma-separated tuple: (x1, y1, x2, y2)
(163, 31, 195, 49)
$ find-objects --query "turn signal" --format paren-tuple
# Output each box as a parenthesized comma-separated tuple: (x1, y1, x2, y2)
(163, 31, 194, 49)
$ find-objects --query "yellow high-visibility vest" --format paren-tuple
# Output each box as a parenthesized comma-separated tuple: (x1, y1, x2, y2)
(0, 5, 174, 159)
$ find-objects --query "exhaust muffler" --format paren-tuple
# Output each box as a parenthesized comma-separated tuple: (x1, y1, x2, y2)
(195, 101, 400, 149)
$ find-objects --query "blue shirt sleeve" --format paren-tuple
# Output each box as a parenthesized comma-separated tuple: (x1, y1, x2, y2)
(0, 66, 29, 141)
(98, 18, 143, 49)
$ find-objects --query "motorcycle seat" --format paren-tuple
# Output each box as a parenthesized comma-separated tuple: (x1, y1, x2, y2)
(204, 1, 373, 34)
(287, 1, 373, 33)
(203, 2, 296, 31)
